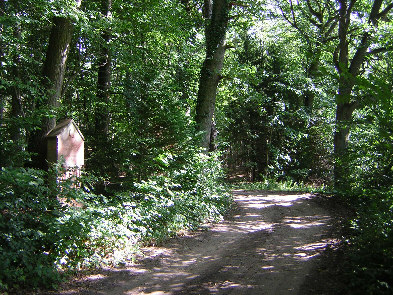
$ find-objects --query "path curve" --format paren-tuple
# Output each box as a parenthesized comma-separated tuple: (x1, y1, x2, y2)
(56, 191, 339, 295)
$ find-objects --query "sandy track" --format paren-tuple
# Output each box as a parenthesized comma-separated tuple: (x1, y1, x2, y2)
(56, 191, 339, 295)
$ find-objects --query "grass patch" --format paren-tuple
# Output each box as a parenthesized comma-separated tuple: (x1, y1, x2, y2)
(229, 178, 326, 193)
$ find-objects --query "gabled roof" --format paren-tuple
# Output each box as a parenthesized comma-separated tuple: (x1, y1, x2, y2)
(46, 119, 84, 140)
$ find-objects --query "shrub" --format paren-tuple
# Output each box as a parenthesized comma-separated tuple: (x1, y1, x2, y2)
(0, 168, 62, 290)
(0, 151, 231, 292)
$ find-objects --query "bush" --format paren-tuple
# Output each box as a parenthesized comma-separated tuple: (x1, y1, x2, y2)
(344, 189, 393, 294)
(0, 151, 231, 292)
(339, 110, 393, 294)
(52, 151, 230, 268)
(0, 168, 62, 290)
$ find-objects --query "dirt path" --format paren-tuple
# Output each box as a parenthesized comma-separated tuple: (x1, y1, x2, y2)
(55, 190, 342, 295)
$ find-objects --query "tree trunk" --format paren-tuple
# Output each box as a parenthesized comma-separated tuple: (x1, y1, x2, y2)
(195, 0, 229, 151)
(0, 0, 25, 167)
(89, 0, 112, 176)
(28, 15, 74, 169)
(95, 0, 111, 136)
(0, 0, 5, 167)
(333, 100, 356, 189)
(304, 58, 320, 111)
(42, 17, 73, 130)
(333, 0, 354, 189)
(332, 0, 390, 189)
(0, 0, 5, 121)
(9, 23, 24, 156)
(209, 118, 217, 152)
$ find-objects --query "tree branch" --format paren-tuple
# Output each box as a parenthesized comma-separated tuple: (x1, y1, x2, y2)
(369, 0, 384, 24)
(349, 33, 369, 76)
(323, 17, 338, 41)
(333, 45, 340, 70)
(366, 47, 390, 55)
(229, 1, 248, 8)
(347, 0, 357, 15)
(277, 0, 311, 45)
(306, 0, 322, 23)
(376, 3, 393, 20)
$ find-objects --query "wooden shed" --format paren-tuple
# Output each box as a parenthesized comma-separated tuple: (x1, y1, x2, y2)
(46, 119, 84, 178)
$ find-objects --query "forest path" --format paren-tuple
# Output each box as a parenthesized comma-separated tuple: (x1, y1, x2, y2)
(56, 191, 342, 295)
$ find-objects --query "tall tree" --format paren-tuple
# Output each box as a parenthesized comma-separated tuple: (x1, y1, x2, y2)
(0, 0, 5, 167)
(28, 0, 82, 169)
(89, 0, 112, 174)
(0, 0, 4, 115)
(195, 0, 230, 151)
(333, 0, 393, 188)
(9, 5, 24, 159)
(95, 0, 112, 136)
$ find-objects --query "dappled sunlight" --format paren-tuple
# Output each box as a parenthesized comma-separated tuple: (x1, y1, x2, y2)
(284, 215, 331, 229)
(70, 273, 108, 284)
(233, 191, 312, 209)
(58, 191, 335, 294)
(126, 291, 171, 295)
(202, 280, 254, 293)
(255, 237, 334, 265)
(212, 220, 275, 234)
(85, 274, 107, 281)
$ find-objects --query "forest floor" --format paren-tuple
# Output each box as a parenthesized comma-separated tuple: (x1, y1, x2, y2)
(46, 190, 348, 295)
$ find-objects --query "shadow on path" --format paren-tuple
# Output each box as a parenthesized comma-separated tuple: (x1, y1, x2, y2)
(54, 191, 342, 295)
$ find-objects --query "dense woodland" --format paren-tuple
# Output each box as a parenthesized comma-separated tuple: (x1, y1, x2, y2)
(1, 0, 393, 293)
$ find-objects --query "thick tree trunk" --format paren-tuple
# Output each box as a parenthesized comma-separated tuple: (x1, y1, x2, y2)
(42, 17, 73, 130)
(333, 100, 356, 188)
(333, 0, 353, 189)
(332, 0, 390, 189)
(195, 0, 229, 151)
(334, 75, 356, 155)
(334, 104, 353, 154)
(28, 15, 74, 169)
(195, 45, 226, 150)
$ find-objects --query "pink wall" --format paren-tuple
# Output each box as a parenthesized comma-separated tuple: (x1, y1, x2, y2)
(57, 123, 84, 168)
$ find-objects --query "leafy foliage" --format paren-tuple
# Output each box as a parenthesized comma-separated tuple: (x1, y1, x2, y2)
(0, 168, 62, 290)
(219, 32, 333, 183)
(1, 0, 393, 293)
(337, 55, 393, 293)
(0, 151, 230, 292)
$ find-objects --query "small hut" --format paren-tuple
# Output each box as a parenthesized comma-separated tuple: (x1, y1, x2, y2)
(46, 119, 84, 179)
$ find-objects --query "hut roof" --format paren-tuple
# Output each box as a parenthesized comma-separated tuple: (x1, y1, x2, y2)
(46, 119, 84, 140)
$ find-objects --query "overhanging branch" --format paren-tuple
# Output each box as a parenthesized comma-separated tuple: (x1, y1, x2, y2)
(366, 47, 390, 55)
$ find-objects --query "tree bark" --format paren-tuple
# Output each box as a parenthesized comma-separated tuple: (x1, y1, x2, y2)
(304, 58, 320, 111)
(333, 0, 393, 189)
(28, 9, 77, 169)
(42, 17, 73, 130)
(195, 0, 229, 151)
(95, 0, 112, 136)
(88, 0, 112, 176)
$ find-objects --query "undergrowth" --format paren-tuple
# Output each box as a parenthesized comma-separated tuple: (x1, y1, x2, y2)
(341, 188, 393, 295)
(229, 178, 324, 193)
(0, 152, 231, 292)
